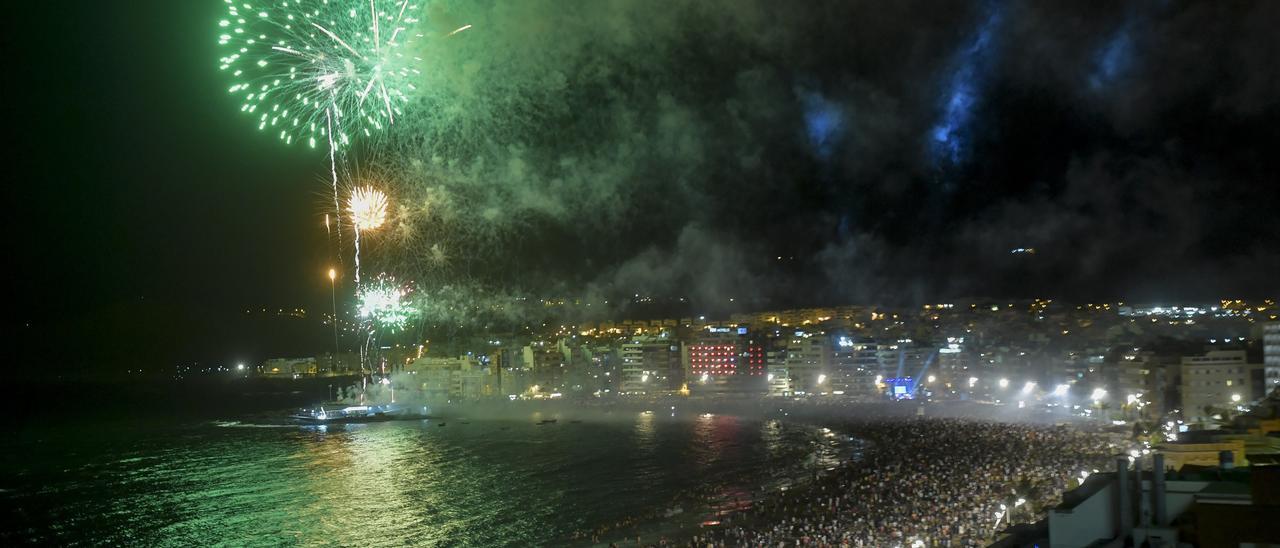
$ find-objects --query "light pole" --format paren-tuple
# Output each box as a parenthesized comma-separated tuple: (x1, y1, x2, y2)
(329, 268, 340, 374)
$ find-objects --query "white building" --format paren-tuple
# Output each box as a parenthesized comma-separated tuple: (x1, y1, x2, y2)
(404, 355, 489, 400)
(785, 332, 830, 392)
(620, 342, 645, 371)
(766, 367, 792, 396)
(1180, 350, 1261, 424)
(1045, 455, 1251, 548)
(1264, 322, 1280, 394)
(619, 366, 652, 395)
(831, 337, 879, 398)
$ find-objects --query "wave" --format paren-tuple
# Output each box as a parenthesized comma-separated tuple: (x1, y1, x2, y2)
(210, 420, 296, 429)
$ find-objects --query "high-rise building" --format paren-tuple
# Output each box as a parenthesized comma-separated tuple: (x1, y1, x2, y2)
(404, 355, 489, 401)
(785, 332, 831, 392)
(529, 341, 567, 391)
(686, 326, 768, 394)
(1264, 322, 1280, 395)
(688, 328, 743, 379)
(645, 341, 684, 390)
(619, 337, 682, 392)
(831, 336, 879, 397)
(1180, 350, 1263, 424)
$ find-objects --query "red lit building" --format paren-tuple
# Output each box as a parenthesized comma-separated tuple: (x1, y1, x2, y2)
(689, 342, 739, 376)
(689, 328, 743, 377)
(745, 340, 766, 376)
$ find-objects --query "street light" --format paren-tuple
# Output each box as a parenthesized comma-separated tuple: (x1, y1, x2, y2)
(1090, 388, 1107, 401)
(1231, 393, 1242, 403)
(926, 375, 937, 384)
(1053, 384, 1070, 397)
(328, 268, 339, 373)
(968, 377, 978, 388)
(998, 378, 1010, 389)
(1022, 381, 1036, 395)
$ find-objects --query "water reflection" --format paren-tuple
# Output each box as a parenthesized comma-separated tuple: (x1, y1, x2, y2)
(7, 417, 855, 547)
(633, 410, 656, 453)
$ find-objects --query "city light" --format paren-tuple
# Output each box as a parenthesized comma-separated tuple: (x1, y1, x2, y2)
(1052, 384, 1070, 397)
(328, 268, 337, 281)
(926, 375, 936, 384)
(817, 374, 827, 385)
(1021, 381, 1036, 395)
(968, 377, 978, 388)
(998, 378, 1010, 388)
(1231, 393, 1242, 403)
(1090, 388, 1107, 401)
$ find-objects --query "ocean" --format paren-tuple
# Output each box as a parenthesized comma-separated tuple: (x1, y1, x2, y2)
(3, 408, 847, 546)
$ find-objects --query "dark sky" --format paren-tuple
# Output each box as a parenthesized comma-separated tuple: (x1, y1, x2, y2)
(6, 1, 1278, 371)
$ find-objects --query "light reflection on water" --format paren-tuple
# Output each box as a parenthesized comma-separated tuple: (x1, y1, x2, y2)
(3, 415, 851, 546)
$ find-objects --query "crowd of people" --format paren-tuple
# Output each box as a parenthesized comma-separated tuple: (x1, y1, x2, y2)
(676, 417, 1116, 547)
(577, 414, 1114, 548)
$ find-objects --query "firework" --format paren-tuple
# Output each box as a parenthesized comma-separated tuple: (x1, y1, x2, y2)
(349, 185, 389, 231)
(348, 184, 389, 284)
(356, 275, 417, 332)
(217, 0, 423, 148)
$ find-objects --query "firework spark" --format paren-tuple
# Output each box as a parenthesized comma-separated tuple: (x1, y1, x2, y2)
(348, 184, 388, 284)
(356, 275, 417, 332)
(349, 185, 389, 231)
(216, 0, 424, 148)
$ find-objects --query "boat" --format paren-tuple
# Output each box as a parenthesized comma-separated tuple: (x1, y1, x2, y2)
(537, 418, 558, 425)
(290, 402, 426, 424)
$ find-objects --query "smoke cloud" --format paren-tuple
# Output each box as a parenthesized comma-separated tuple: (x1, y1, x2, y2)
(359, 0, 1278, 324)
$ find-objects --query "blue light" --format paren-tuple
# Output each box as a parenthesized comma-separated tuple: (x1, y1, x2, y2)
(1089, 26, 1134, 90)
(927, 3, 1003, 168)
(802, 91, 843, 159)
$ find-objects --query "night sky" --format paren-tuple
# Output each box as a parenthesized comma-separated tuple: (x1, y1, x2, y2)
(6, 1, 1278, 372)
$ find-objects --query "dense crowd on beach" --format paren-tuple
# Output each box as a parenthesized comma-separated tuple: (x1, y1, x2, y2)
(598, 414, 1116, 547)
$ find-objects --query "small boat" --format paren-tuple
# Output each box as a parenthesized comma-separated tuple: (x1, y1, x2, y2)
(569, 419, 582, 424)
(437, 422, 447, 427)
(290, 402, 424, 424)
(537, 419, 558, 425)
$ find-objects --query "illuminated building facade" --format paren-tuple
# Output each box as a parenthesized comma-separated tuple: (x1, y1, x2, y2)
(830, 336, 879, 397)
(1265, 322, 1280, 394)
(1180, 350, 1264, 424)
(785, 332, 831, 392)
(689, 332, 740, 377)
